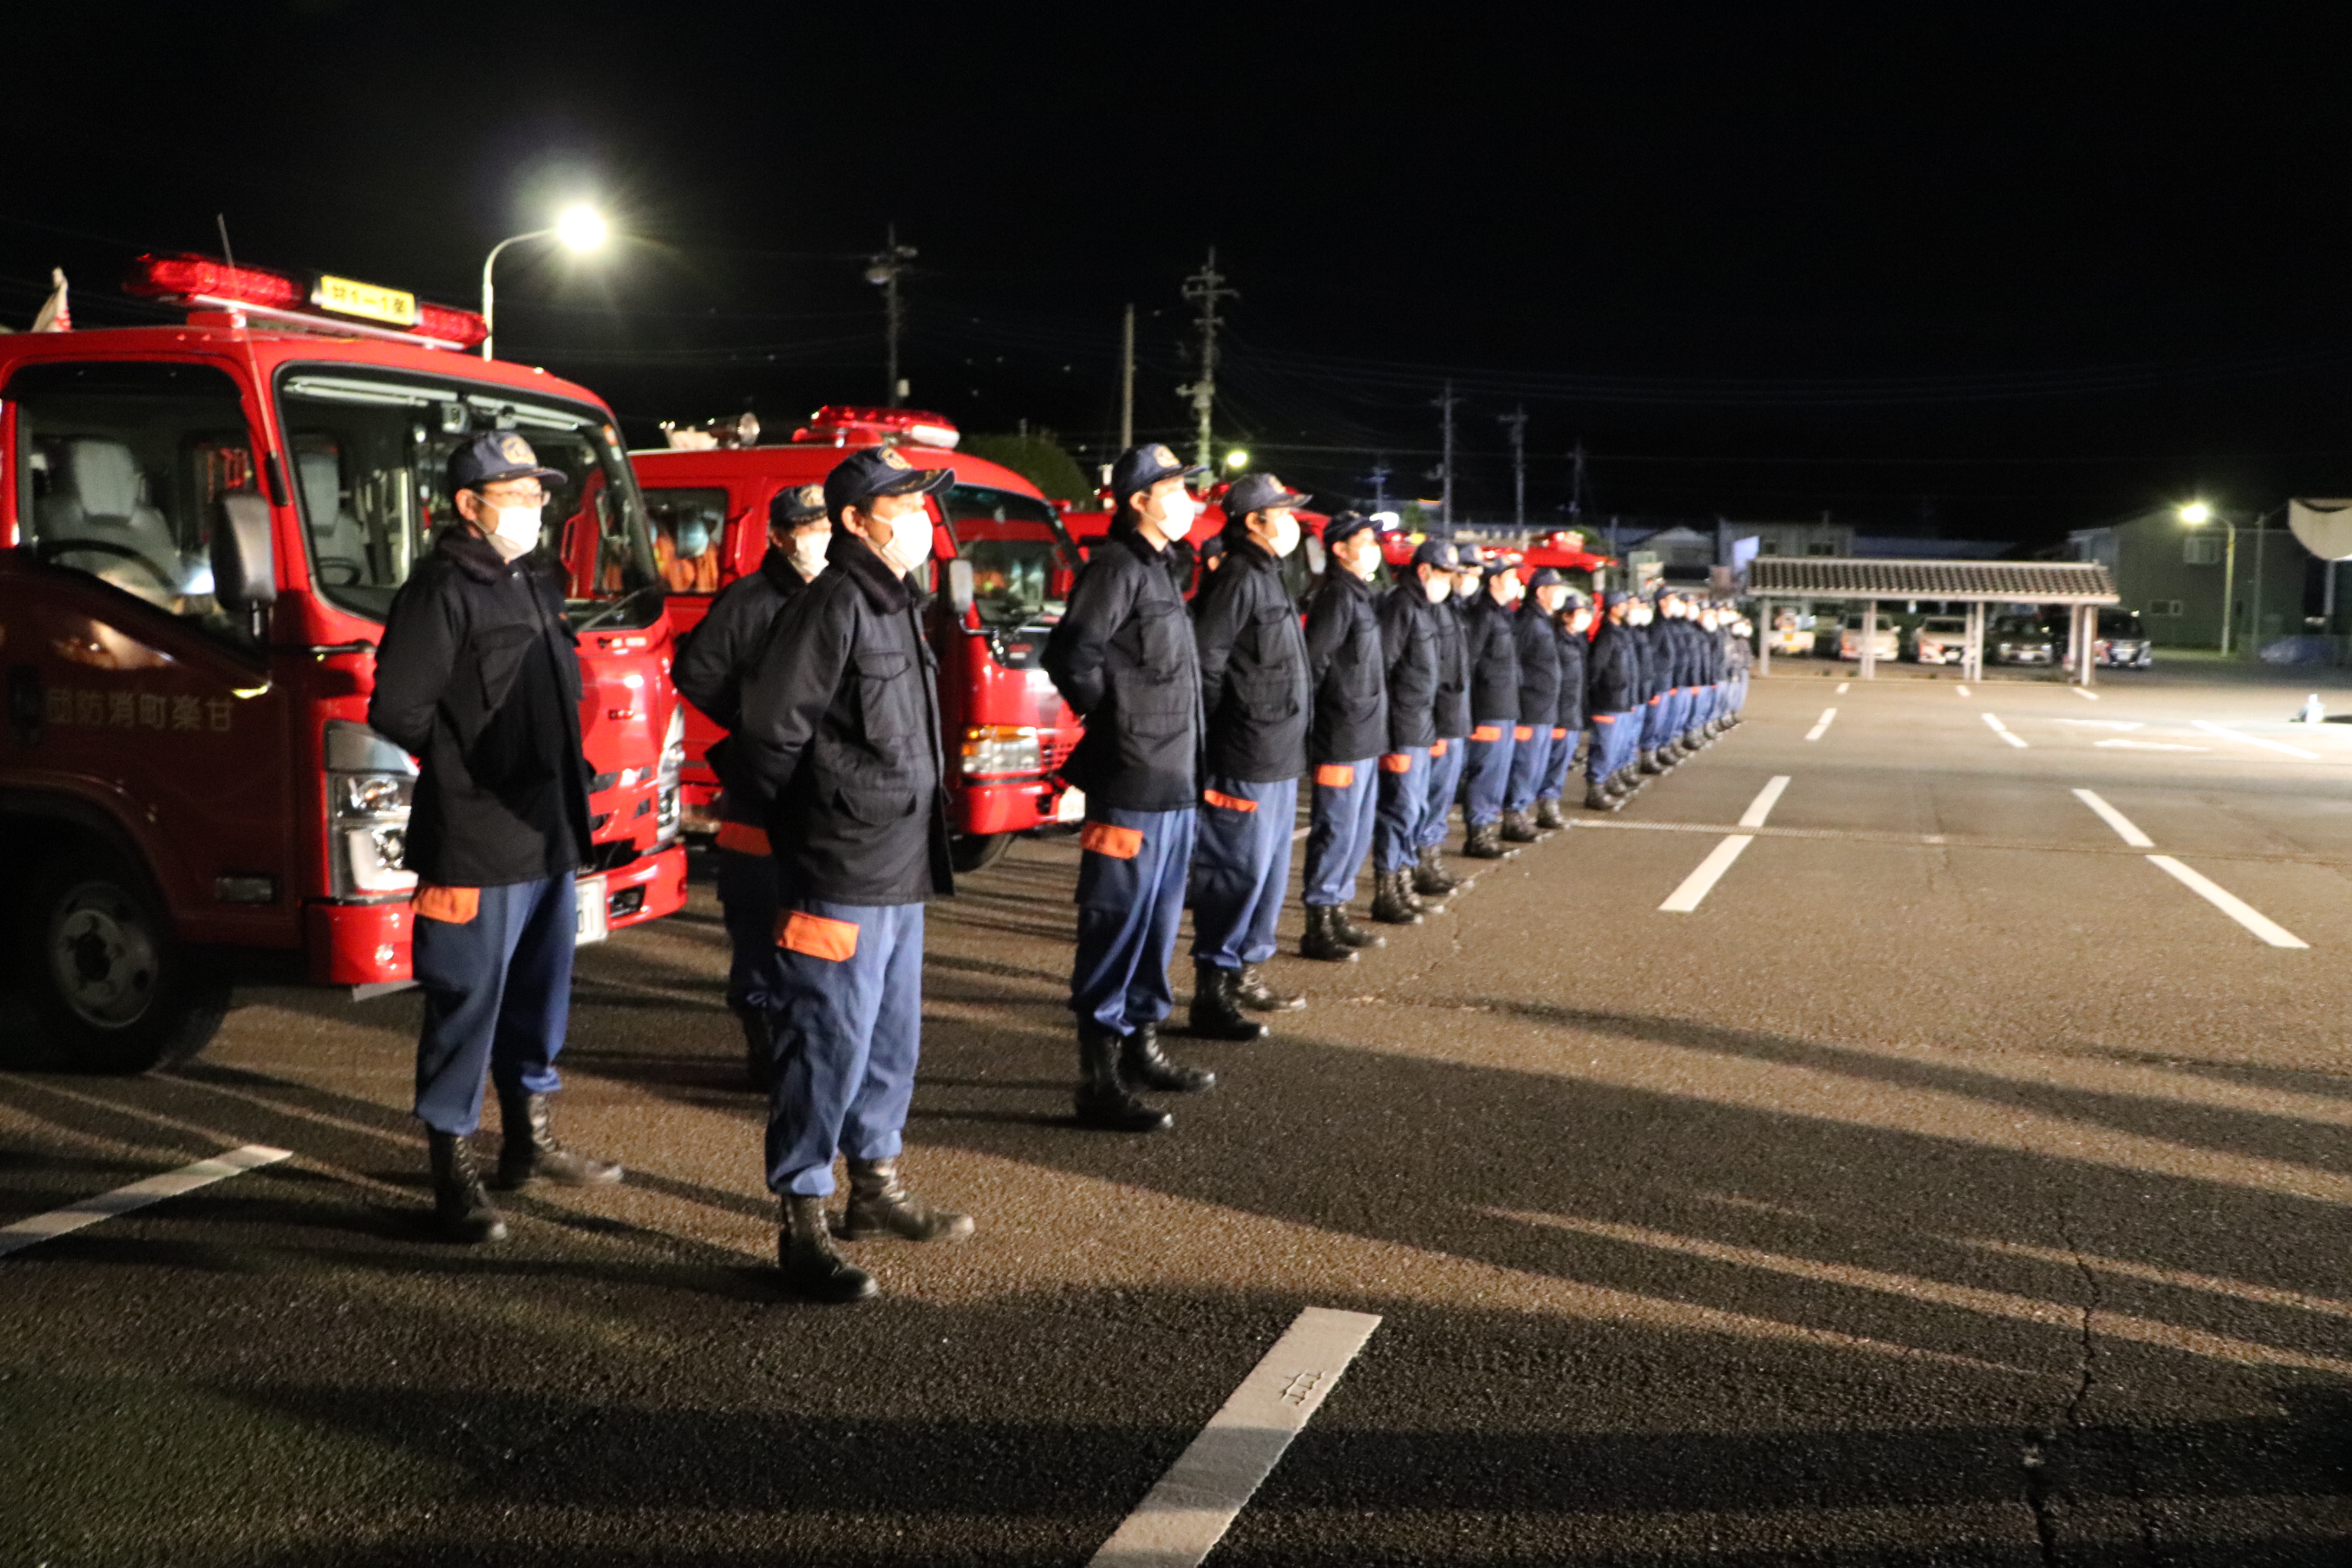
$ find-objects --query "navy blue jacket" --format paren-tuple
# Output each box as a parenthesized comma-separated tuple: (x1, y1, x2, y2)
(1303, 566, 1387, 765)
(1044, 521, 1203, 811)
(1512, 599, 1563, 731)
(672, 546, 811, 827)
(1464, 594, 1522, 723)
(1377, 585, 1443, 752)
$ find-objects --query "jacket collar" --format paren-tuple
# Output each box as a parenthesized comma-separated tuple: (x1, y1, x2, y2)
(759, 544, 806, 593)
(1113, 524, 1171, 569)
(438, 526, 521, 584)
(827, 528, 913, 613)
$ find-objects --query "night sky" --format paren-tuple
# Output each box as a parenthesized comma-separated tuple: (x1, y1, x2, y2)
(8, 4, 2350, 544)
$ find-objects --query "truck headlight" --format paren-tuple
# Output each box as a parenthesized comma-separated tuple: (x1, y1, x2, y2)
(961, 724, 1042, 778)
(655, 703, 685, 844)
(325, 718, 419, 897)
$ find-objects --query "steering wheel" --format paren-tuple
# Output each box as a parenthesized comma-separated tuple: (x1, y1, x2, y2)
(35, 536, 181, 597)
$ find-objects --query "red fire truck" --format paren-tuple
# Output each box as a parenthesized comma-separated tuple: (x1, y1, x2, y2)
(632, 405, 1086, 870)
(0, 253, 688, 1071)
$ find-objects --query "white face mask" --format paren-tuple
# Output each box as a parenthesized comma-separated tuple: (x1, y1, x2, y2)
(873, 508, 932, 577)
(1347, 543, 1380, 582)
(486, 501, 542, 561)
(789, 531, 830, 580)
(1267, 512, 1301, 559)
(1422, 571, 1451, 604)
(1152, 487, 1196, 536)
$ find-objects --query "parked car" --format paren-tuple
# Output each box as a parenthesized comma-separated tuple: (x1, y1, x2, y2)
(1834, 612, 1899, 661)
(1766, 608, 1815, 658)
(1990, 615, 2055, 665)
(1910, 615, 1970, 664)
(2095, 607, 2155, 668)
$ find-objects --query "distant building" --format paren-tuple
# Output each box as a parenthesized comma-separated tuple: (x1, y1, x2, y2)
(2066, 509, 2308, 649)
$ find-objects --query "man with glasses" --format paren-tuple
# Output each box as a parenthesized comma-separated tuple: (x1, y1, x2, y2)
(371, 432, 621, 1245)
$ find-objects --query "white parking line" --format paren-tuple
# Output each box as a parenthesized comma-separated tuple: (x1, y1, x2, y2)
(1088, 1306, 1381, 1567)
(1956, 685, 1971, 697)
(2145, 857, 2308, 949)
(1659, 834, 1755, 912)
(2071, 688, 2100, 701)
(2071, 788, 2154, 847)
(1738, 776, 1791, 828)
(1804, 708, 1837, 741)
(0, 1145, 291, 1258)
(1981, 713, 2028, 748)
(1835, 682, 1850, 694)
(2192, 720, 2321, 760)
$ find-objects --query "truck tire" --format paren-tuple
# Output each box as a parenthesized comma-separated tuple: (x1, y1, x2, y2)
(12, 850, 229, 1074)
(950, 832, 1014, 873)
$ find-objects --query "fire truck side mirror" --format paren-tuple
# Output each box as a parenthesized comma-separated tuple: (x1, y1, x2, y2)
(945, 557, 975, 616)
(213, 492, 279, 612)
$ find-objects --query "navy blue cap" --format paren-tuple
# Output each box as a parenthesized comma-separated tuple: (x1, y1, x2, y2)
(1110, 443, 1206, 502)
(1223, 471, 1312, 520)
(1558, 586, 1590, 607)
(1323, 510, 1377, 547)
(1410, 539, 1458, 569)
(1603, 589, 1634, 607)
(1528, 567, 1567, 588)
(447, 431, 564, 492)
(1198, 532, 1227, 560)
(824, 446, 952, 522)
(769, 482, 828, 530)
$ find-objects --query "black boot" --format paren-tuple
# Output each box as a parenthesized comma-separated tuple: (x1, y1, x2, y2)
(1190, 965, 1269, 1041)
(1584, 780, 1616, 811)
(1124, 1021, 1216, 1092)
(778, 1195, 875, 1302)
(1415, 844, 1470, 896)
(1236, 966, 1305, 1011)
(734, 1005, 775, 1093)
(1463, 821, 1512, 859)
(1638, 749, 1666, 776)
(428, 1131, 506, 1244)
(495, 1093, 623, 1190)
(1533, 797, 1566, 831)
(1332, 906, 1384, 949)
(1301, 904, 1360, 962)
(841, 1157, 975, 1242)
(1074, 1021, 1173, 1132)
(1500, 809, 1541, 844)
(1371, 868, 1426, 925)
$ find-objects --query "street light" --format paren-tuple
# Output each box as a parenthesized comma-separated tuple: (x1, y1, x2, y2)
(480, 204, 610, 361)
(1224, 448, 1250, 472)
(2178, 501, 2236, 655)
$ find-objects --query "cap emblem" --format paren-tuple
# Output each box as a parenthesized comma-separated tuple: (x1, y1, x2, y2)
(497, 434, 533, 465)
(880, 448, 912, 470)
(1148, 445, 1175, 466)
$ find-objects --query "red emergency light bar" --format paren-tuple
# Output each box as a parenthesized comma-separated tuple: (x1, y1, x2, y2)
(792, 404, 961, 450)
(123, 253, 489, 351)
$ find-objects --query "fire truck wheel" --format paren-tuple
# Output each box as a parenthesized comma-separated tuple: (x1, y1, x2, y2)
(949, 832, 1014, 873)
(14, 851, 230, 1074)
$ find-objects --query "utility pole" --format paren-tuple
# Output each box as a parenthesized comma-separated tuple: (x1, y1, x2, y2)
(1499, 405, 1528, 531)
(1178, 248, 1237, 471)
(1118, 303, 1135, 451)
(1368, 458, 1391, 513)
(1569, 441, 1589, 521)
(1432, 381, 1459, 534)
(864, 224, 917, 406)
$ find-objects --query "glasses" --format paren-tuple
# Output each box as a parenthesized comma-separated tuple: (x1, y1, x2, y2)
(476, 485, 547, 507)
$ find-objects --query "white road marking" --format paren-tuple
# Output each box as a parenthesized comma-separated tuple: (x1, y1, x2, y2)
(2096, 740, 2208, 752)
(0, 1145, 291, 1258)
(1981, 713, 2027, 748)
(1660, 834, 1756, 912)
(1088, 1306, 1380, 1567)
(1804, 708, 1837, 741)
(1835, 681, 1850, 694)
(2145, 856, 2308, 948)
(1737, 776, 1791, 828)
(2059, 719, 2142, 730)
(2071, 788, 2154, 848)
(2192, 720, 2321, 760)
(2072, 687, 2101, 700)
(1956, 685, 1971, 697)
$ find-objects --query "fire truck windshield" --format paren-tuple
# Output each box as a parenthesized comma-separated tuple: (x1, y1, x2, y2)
(942, 484, 1070, 628)
(276, 368, 662, 627)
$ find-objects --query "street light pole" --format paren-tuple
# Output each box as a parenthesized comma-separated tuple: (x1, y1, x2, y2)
(480, 206, 609, 362)
(480, 229, 548, 361)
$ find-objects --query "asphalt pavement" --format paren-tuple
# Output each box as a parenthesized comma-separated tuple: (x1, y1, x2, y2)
(5, 661, 2350, 1566)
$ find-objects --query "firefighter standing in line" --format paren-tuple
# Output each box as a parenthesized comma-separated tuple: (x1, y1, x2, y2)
(1538, 588, 1594, 819)
(1187, 471, 1318, 1034)
(1415, 545, 1476, 897)
(1370, 540, 1456, 926)
(1298, 511, 1390, 962)
(1585, 589, 1645, 809)
(1041, 444, 1219, 1132)
(734, 449, 972, 1304)
(1459, 558, 1525, 859)
(1500, 566, 1569, 842)
(670, 483, 831, 1090)
(370, 432, 623, 1244)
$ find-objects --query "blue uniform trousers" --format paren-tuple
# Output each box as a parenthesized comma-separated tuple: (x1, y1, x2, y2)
(1070, 806, 1193, 1035)
(1374, 747, 1429, 873)
(1464, 720, 1516, 827)
(1190, 775, 1298, 971)
(1504, 724, 1552, 812)
(413, 873, 573, 1135)
(1590, 711, 1638, 783)
(1640, 693, 1671, 750)
(1419, 739, 1469, 850)
(716, 845, 783, 1018)
(1303, 759, 1378, 907)
(766, 899, 925, 1198)
(1540, 726, 1577, 801)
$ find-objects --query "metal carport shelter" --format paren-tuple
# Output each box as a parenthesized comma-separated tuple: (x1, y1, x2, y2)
(1745, 558, 2121, 686)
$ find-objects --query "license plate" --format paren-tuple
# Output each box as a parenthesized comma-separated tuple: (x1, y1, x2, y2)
(574, 874, 609, 945)
(1056, 786, 1086, 824)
